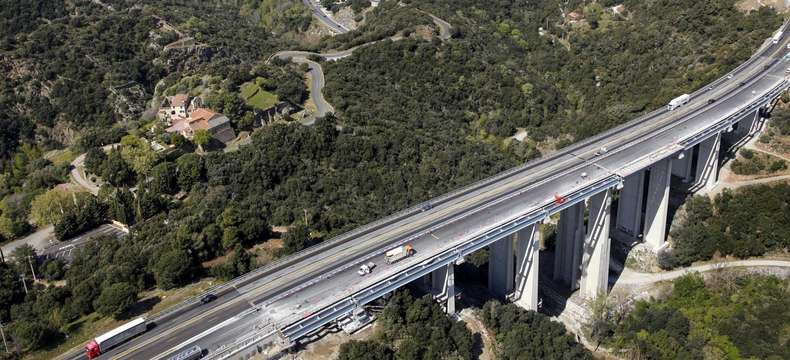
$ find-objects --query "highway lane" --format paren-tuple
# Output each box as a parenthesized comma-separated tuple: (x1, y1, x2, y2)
(90, 24, 790, 360)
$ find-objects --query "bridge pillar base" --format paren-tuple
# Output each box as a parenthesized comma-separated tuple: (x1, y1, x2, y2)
(513, 223, 540, 311)
(643, 158, 672, 250)
(580, 189, 612, 299)
(553, 201, 585, 290)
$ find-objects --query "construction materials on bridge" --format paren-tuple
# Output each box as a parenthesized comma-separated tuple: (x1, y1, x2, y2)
(385, 244, 414, 264)
(85, 317, 147, 359)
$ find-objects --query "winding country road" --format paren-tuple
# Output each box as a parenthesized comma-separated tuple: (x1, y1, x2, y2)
(274, 12, 453, 122)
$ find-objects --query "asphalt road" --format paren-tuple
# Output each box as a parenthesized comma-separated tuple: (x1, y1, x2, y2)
(1, 224, 126, 263)
(302, 0, 349, 34)
(65, 21, 789, 360)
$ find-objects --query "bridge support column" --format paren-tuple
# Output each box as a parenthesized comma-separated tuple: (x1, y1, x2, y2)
(553, 201, 585, 290)
(693, 132, 722, 191)
(671, 149, 694, 182)
(488, 234, 514, 299)
(643, 158, 672, 250)
(580, 189, 612, 299)
(513, 223, 540, 310)
(616, 171, 645, 239)
(432, 263, 455, 314)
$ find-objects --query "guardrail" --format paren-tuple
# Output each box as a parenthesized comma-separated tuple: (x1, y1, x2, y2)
(279, 176, 621, 340)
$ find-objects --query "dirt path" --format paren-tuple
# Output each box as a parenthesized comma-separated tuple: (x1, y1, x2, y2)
(617, 259, 790, 286)
(459, 309, 497, 360)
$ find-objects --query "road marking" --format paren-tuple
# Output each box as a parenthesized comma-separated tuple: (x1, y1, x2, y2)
(151, 316, 243, 360)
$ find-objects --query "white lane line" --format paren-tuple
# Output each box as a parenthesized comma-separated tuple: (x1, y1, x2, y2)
(151, 315, 243, 360)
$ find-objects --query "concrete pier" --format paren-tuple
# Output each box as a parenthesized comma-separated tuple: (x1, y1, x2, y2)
(643, 158, 672, 250)
(580, 189, 612, 299)
(553, 202, 585, 290)
(513, 224, 540, 310)
(488, 234, 514, 299)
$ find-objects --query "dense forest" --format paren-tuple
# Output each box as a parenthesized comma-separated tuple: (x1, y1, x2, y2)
(0, 0, 787, 357)
(662, 183, 790, 268)
(481, 301, 591, 359)
(588, 273, 790, 360)
(336, 289, 474, 360)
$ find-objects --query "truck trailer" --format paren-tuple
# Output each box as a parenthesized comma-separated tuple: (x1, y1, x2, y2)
(85, 317, 148, 359)
(773, 30, 783, 44)
(667, 94, 690, 111)
(385, 244, 414, 264)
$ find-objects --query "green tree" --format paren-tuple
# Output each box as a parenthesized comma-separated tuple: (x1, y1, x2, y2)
(153, 249, 194, 290)
(149, 161, 178, 195)
(30, 188, 73, 226)
(192, 129, 211, 150)
(94, 282, 137, 319)
(175, 153, 204, 190)
(338, 340, 394, 360)
(103, 148, 134, 187)
(84, 147, 107, 176)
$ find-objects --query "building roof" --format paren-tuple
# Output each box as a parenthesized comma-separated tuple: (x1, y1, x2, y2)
(169, 94, 189, 108)
(166, 118, 190, 133)
(189, 108, 218, 122)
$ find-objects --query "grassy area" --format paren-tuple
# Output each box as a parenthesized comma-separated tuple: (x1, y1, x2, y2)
(731, 149, 788, 176)
(45, 148, 77, 166)
(24, 313, 123, 360)
(240, 78, 279, 110)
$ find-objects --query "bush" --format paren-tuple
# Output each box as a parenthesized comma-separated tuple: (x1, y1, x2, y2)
(94, 282, 137, 319)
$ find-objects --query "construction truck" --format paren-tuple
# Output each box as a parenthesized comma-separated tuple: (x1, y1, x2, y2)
(85, 317, 147, 359)
(385, 244, 414, 264)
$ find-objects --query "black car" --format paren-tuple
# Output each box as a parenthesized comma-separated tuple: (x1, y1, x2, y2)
(200, 294, 217, 304)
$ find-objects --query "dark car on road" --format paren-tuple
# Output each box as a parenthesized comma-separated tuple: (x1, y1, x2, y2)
(200, 294, 216, 304)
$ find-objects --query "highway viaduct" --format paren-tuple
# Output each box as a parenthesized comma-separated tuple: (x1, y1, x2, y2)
(203, 22, 790, 359)
(68, 22, 790, 360)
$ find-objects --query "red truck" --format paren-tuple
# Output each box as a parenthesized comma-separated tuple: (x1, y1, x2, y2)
(85, 317, 147, 359)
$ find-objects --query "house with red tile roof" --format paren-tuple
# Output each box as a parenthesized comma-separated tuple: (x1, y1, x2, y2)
(165, 107, 236, 144)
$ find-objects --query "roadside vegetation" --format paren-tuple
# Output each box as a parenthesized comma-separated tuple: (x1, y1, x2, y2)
(730, 149, 787, 175)
(336, 289, 474, 360)
(587, 273, 790, 360)
(481, 301, 591, 359)
(661, 183, 790, 268)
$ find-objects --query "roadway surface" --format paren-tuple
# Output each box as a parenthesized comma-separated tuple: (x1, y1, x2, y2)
(302, 0, 349, 33)
(66, 25, 790, 360)
(1, 224, 127, 263)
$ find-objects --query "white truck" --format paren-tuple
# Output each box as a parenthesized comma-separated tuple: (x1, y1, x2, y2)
(85, 317, 148, 359)
(385, 244, 414, 264)
(773, 30, 783, 44)
(667, 94, 690, 111)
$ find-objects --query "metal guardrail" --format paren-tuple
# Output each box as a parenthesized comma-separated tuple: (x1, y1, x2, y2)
(280, 176, 621, 340)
